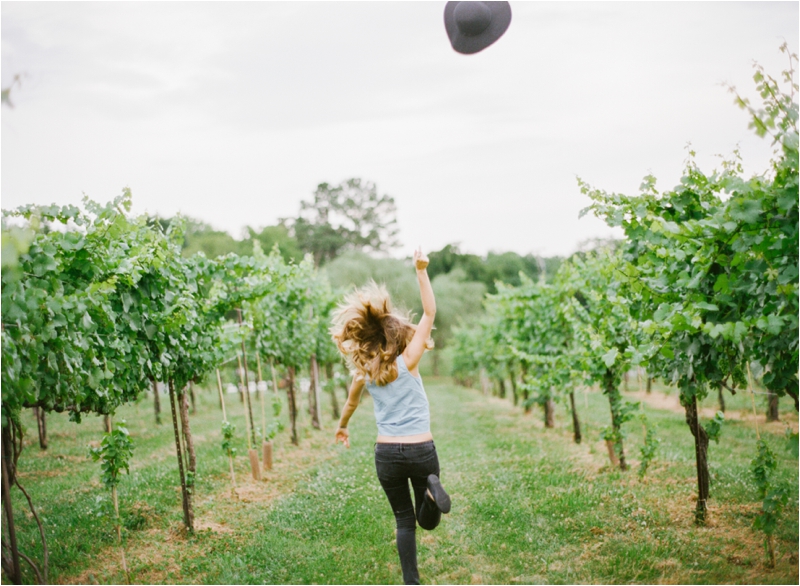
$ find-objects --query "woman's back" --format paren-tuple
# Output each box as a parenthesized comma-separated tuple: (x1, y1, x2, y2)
(366, 355, 430, 437)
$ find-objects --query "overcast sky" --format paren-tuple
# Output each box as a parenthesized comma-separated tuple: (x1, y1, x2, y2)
(2, 1, 798, 258)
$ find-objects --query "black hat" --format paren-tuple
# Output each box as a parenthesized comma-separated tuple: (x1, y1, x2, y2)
(444, 1, 512, 55)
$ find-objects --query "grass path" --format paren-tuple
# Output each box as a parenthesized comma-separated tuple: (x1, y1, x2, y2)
(8, 379, 799, 584)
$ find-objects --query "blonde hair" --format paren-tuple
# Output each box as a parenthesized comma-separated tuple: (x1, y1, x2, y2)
(331, 282, 433, 386)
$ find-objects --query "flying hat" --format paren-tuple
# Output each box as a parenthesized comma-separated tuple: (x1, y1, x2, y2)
(444, 1, 512, 55)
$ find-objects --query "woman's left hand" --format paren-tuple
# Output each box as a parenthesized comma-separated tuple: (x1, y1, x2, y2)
(335, 427, 350, 448)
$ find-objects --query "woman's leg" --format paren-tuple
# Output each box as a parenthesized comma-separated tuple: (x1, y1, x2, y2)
(411, 476, 442, 531)
(410, 444, 443, 531)
(375, 446, 420, 585)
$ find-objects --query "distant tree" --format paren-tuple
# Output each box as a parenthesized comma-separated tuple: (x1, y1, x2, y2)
(484, 251, 540, 291)
(452, 252, 487, 285)
(244, 225, 303, 262)
(284, 178, 400, 266)
(428, 243, 558, 293)
(428, 244, 486, 284)
(427, 244, 463, 280)
(183, 229, 246, 258)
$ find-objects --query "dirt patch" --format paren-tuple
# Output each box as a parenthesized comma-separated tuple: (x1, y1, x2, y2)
(229, 479, 283, 504)
(567, 439, 613, 478)
(764, 415, 799, 434)
(195, 519, 234, 533)
(17, 469, 64, 479)
(48, 454, 87, 464)
(627, 389, 683, 413)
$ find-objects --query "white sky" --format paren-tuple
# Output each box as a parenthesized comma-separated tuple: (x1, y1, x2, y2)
(2, 1, 798, 258)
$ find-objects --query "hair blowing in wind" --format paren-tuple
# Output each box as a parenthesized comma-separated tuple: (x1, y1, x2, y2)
(331, 282, 433, 386)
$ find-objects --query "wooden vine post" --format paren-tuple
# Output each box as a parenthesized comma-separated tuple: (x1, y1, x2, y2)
(270, 358, 280, 399)
(683, 386, 710, 524)
(270, 358, 282, 458)
(216, 368, 237, 495)
(111, 482, 130, 584)
(33, 407, 47, 450)
(257, 354, 273, 471)
(309, 354, 321, 430)
(152, 379, 161, 425)
(238, 354, 261, 480)
(1, 427, 22, 584)
(168, 378, 193, 531)
(544, 396, 555, 428)
(569, 391, 582, 444)
(766, 391, 779, 422)
(236, 310, 258, 447)
(520, 364, 531, 413)
(178, 385, 197, 508)
(287, 366, 299, 445)
(508, 364, 518, 405)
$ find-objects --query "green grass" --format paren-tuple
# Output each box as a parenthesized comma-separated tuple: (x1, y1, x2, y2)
(5, 377, 798, 584)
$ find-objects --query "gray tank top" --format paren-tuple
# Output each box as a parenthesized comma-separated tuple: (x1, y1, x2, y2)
(365, 354, 431, 436)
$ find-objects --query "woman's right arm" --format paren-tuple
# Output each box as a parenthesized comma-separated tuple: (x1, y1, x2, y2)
(335, 375, 365, 448)
(403, 248, 435, 373)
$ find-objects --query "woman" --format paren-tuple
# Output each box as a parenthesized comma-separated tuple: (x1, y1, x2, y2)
(332, 248, 450, 585)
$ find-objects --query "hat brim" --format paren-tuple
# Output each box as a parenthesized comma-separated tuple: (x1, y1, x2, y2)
(444, 1, 512, 55)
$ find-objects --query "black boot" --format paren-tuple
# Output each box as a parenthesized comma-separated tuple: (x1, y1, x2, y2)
(426, 474, 451, 514)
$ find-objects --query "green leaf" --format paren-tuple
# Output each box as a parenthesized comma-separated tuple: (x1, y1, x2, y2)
(728, 198, 762, 223)
(722, 221, 738, 232)
(765, 314, 784, 335)
(602, 348, 619, 368)
(786, 430, 799, 459)
(703, 411, 725, 443)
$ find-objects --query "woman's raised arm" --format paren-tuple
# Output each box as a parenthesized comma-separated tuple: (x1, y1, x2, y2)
(403, 248, 435, 373)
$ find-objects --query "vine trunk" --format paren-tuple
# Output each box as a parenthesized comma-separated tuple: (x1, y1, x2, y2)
(684, 392, 710, 524)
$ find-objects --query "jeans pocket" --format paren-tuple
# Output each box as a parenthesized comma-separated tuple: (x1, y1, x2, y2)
(374, 446, 399, 465)
(417, 443, 437, 460)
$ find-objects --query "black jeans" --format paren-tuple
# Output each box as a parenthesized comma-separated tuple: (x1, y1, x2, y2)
(374, 441, 442, 585)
